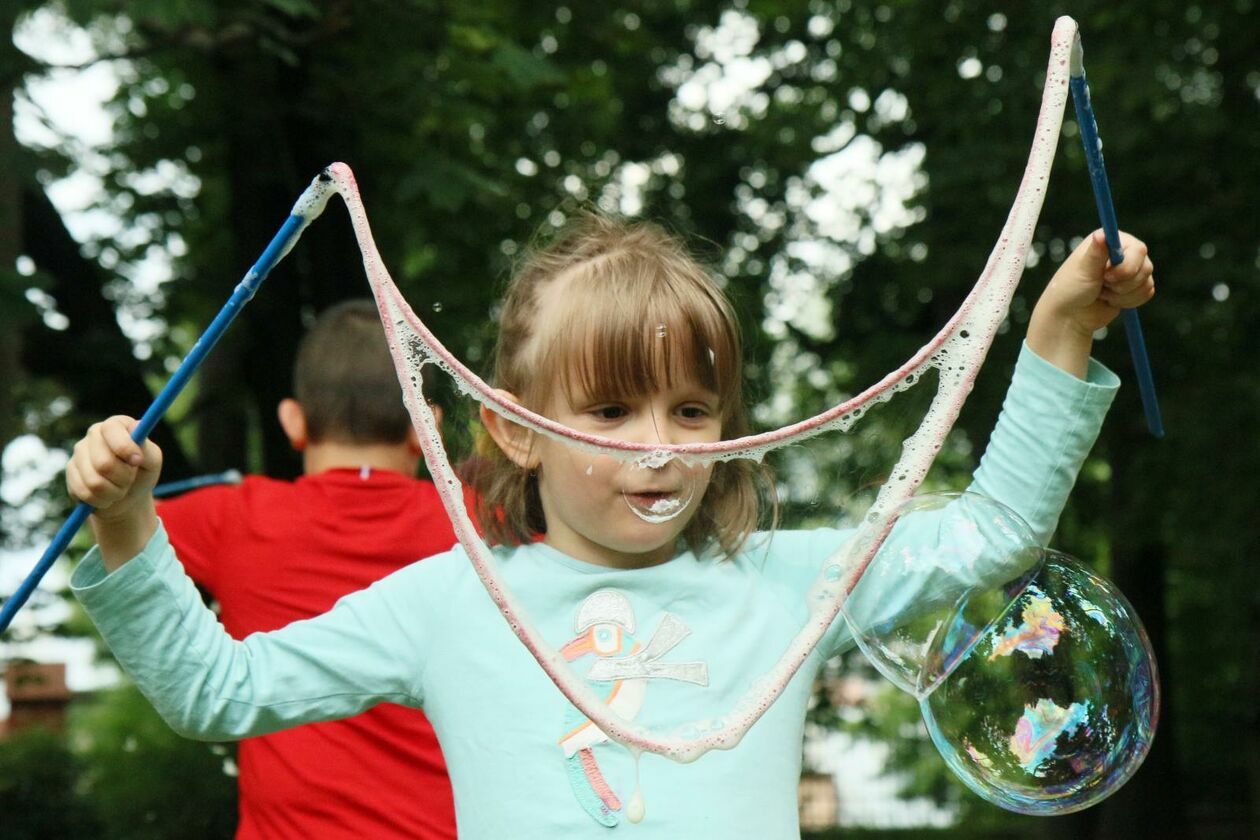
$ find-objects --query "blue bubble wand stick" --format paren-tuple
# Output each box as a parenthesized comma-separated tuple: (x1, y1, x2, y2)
(0, 169, 336, 634)
(1069, 35, 1165, 438)
(152, 469, 244, 498)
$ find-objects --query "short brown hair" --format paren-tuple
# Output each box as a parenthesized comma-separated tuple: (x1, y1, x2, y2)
(294, 299, 420, 444)
(472, 213, 774, 559)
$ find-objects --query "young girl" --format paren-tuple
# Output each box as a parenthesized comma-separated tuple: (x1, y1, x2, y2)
(68, 215, 1153, 838)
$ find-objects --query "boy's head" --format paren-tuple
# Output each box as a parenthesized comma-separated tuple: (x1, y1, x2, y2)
(474, 212, 773, 559)
(284, 299, 430, 448)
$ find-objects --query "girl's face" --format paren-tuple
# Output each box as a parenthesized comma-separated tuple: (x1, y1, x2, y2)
(534, 378, 721, 569)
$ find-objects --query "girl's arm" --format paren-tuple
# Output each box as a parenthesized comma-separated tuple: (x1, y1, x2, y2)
(66, 418, 433, 740)
(973, 227, 1154, 543)
(965, 344, 1118, 545)
(822, 341, 1120, 658)
(71, 523, 432, 741)
(818, 231, 1154, 656)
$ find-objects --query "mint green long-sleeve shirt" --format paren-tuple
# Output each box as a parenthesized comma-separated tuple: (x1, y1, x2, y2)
(73, 344, 1118, 839)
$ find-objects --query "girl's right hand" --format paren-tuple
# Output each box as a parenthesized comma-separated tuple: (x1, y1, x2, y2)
(67, 416, 163, 569)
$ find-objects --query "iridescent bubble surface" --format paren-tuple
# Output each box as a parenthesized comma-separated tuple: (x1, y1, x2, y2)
(919, 550, 1159, 814)
(840, 492, 1043, 697)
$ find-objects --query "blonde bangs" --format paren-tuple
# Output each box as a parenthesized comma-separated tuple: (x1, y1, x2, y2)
(529, 250, 743, 425)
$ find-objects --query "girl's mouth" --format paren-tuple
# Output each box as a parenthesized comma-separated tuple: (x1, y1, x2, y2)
(628, 490, 675, 501)
(627, 491, 684, 516)
(623, 470, 698, 524)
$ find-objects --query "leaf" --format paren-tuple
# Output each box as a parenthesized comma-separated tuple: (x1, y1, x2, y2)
(399, 154, 509, 212)
(491, 42, 564, 90)
(448, 23, 498, 54)
(263, 0, 321, 18)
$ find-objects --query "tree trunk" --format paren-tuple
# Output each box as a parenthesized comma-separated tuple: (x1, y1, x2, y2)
(0, 9, 25, 542)
(1094, 542, 1188, 837)
(0, 125, 21, 423)
(20, 187, 191, 477)
(193, 38, 375, 481)
(1249, 584, 1260, 838)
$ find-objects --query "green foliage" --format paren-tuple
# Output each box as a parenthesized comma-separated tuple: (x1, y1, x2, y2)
(74, 684, 238, 839)
(0, 689, 236, 838)
(0, 726, 100, 838)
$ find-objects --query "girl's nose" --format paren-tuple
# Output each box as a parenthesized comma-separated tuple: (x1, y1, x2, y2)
(637, 407, 676, 447)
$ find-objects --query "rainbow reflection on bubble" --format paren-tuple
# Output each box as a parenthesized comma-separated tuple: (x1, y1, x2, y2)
(988, 590, 1065, 661)
(1009, 698, 1091, 773)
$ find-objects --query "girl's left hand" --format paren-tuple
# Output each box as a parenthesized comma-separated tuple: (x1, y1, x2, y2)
(1036, 229, 1156, 338)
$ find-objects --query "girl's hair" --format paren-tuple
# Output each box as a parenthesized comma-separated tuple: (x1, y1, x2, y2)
(472, 212, 774, 559)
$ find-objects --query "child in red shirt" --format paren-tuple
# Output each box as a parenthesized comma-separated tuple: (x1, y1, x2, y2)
(156, 300, 457, 839)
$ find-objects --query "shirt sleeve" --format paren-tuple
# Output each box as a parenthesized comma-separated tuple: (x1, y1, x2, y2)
(71, 523, 439, 742)
(967, 341, 1119, 544)
(817, 342, 1119, 660)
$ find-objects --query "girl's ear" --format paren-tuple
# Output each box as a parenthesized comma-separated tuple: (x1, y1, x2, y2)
(277, 398, 308, 451)
(479, 390, 539, 469)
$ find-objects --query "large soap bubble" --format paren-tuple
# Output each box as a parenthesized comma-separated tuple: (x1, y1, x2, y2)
(919, 549, 1159, 814)
(840, 493, 1159, 815)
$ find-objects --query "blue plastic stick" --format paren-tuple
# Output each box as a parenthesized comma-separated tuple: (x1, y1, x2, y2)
(153, 469, 244, 498)
(0, 173, 331, 633)
(1069, 36, 1165, 438)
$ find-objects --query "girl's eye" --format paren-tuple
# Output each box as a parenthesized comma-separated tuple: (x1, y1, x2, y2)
(591, 405, 628, 421)
(678, 404, 713, 421)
